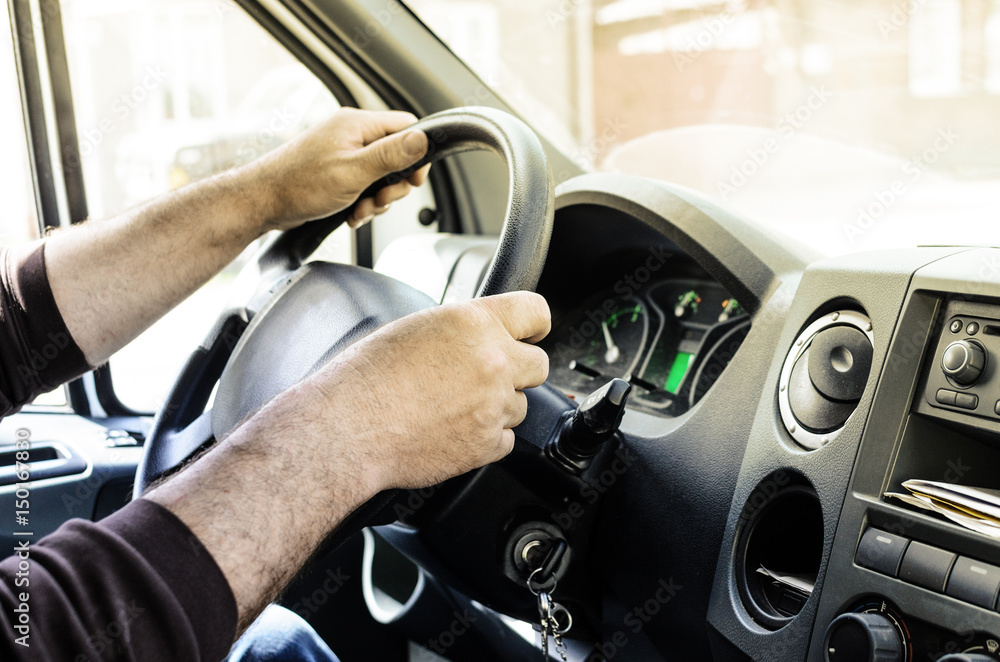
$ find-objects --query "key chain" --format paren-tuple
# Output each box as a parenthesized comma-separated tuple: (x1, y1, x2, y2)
(528, 566, 573, 661)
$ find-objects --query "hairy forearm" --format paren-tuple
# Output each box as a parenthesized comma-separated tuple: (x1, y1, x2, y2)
(145, 370, 381, 633)
(45, 167, 269, 367)
(43, 108, 429, 367)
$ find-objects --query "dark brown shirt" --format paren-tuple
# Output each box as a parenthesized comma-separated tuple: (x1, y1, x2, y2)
(0, 243, 237, 660)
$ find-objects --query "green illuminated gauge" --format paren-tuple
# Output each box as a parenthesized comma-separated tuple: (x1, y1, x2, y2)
(575, 300, 649, 378)
(664, 352, 692, 393)
(674, 290, 702, 319)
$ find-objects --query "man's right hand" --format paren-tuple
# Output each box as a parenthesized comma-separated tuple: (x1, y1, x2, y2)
(148, 290, 550, 630)
(306, 291, 551, 491)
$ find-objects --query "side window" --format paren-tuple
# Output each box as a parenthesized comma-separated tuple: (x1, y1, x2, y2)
(60, 1, 344, 412)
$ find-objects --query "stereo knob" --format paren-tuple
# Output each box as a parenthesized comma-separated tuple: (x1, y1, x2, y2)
(824, 613, 903, 662)
(942, 340, 986, 386)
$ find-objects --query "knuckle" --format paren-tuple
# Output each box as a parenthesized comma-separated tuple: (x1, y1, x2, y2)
(441, 302, 475, 329)
(478, 346, 508, 378)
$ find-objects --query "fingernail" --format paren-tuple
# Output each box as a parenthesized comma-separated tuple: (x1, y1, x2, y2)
(402, 130, 426, 157)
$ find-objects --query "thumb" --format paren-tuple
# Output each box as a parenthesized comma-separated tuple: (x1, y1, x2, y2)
(358, 129, 428, 181)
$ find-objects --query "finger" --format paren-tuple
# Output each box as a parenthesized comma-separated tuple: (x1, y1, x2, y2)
(350, 197, 377, 228)
(356, 110, 419, 145)
(356, 129, 427, 182)
(406, 164, 431, 187)
(373, 180, 412, 208)
(496, 428, 516, 462)
(480, 291, 551, 343)
(504, 390, 529, 430)
(347, 214, 374, 229)
(509, 343, 549, 391)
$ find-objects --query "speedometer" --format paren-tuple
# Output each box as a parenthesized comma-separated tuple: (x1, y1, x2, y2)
(577, 301, 648, 377)
(545, 296, 653, 392)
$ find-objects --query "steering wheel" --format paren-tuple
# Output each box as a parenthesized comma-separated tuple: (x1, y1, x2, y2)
(133, 107, 554, 546)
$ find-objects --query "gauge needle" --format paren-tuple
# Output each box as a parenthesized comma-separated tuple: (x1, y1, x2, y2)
(601, 321, 620, 364)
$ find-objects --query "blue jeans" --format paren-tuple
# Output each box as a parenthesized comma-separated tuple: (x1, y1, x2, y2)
(228, 604, 339, 662)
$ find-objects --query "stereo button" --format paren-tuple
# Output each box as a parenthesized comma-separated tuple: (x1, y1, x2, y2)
(946, 557, 1000, 609)
(898, 542, 956, 592)
(936, 389, 958, 406)
(955, 393, 979, 410)
(856, 528, 909, 577)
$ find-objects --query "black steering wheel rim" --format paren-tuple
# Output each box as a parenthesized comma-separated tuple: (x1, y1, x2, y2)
(134, 106, 554, 503)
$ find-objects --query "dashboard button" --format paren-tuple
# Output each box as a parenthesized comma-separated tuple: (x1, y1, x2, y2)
(967, 322, 980, 335)
(955, 393, 979, 410)
(856, 528, 909, 577)
(898, 541, 956, 592)
(994, 400, 1000, 416)
(950, 319, 964, 333)
(937, 389, 958, 406)
(946, 557, 1000, 609)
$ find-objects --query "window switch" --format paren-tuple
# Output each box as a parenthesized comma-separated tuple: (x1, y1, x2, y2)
(856, 527, 909, 577)
(899, 542, 956, 592)
(946, 557, 1000, 609)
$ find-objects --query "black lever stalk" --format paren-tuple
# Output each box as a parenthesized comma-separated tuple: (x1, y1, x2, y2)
(548, 378, 632, 470)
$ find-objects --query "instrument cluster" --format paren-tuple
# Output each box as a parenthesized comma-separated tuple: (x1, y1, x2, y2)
(540, 277, 750, 417)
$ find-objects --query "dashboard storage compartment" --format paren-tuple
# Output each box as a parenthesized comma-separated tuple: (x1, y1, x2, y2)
(735, 475, 823, 629)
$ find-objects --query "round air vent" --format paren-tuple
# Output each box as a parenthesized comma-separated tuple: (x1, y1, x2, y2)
(778, 310, 873, 450)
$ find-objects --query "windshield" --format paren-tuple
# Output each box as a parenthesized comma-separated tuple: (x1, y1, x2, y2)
(406, 0, 1000, 255)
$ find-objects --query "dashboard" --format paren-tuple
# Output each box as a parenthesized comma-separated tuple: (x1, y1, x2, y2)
(374, 172, 1000, 662)
(528, 178, 1000, 661)
(540, 277, 749, 416)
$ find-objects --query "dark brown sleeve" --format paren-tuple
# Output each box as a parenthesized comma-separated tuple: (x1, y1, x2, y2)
(0, 242, 91, 415)
(0, 498, 238, 661)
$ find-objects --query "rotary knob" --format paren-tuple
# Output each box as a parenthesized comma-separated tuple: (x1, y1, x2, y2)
(942, 340, 986, 386)
(824, 613, 903, 662)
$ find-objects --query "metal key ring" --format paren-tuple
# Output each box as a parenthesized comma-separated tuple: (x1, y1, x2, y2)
(537, 589, 551, 618)
(550, 603, 573, 635)
(527, 567, 558, 595)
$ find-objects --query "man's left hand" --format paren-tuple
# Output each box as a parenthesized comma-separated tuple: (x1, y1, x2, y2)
(246, 108, 430, 232)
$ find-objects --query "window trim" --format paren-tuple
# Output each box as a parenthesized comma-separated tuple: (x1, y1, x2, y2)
(8, 0, 61, 233)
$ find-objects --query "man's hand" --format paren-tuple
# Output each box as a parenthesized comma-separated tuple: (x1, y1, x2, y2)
(310, 291, 552, 490)
(148, 292, 551, 630)
(248, 108, 430, 232)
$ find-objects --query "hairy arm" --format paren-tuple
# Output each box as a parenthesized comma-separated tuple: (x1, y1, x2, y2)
(145, 292, 551, 632)
(45, 108, 429, 367)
